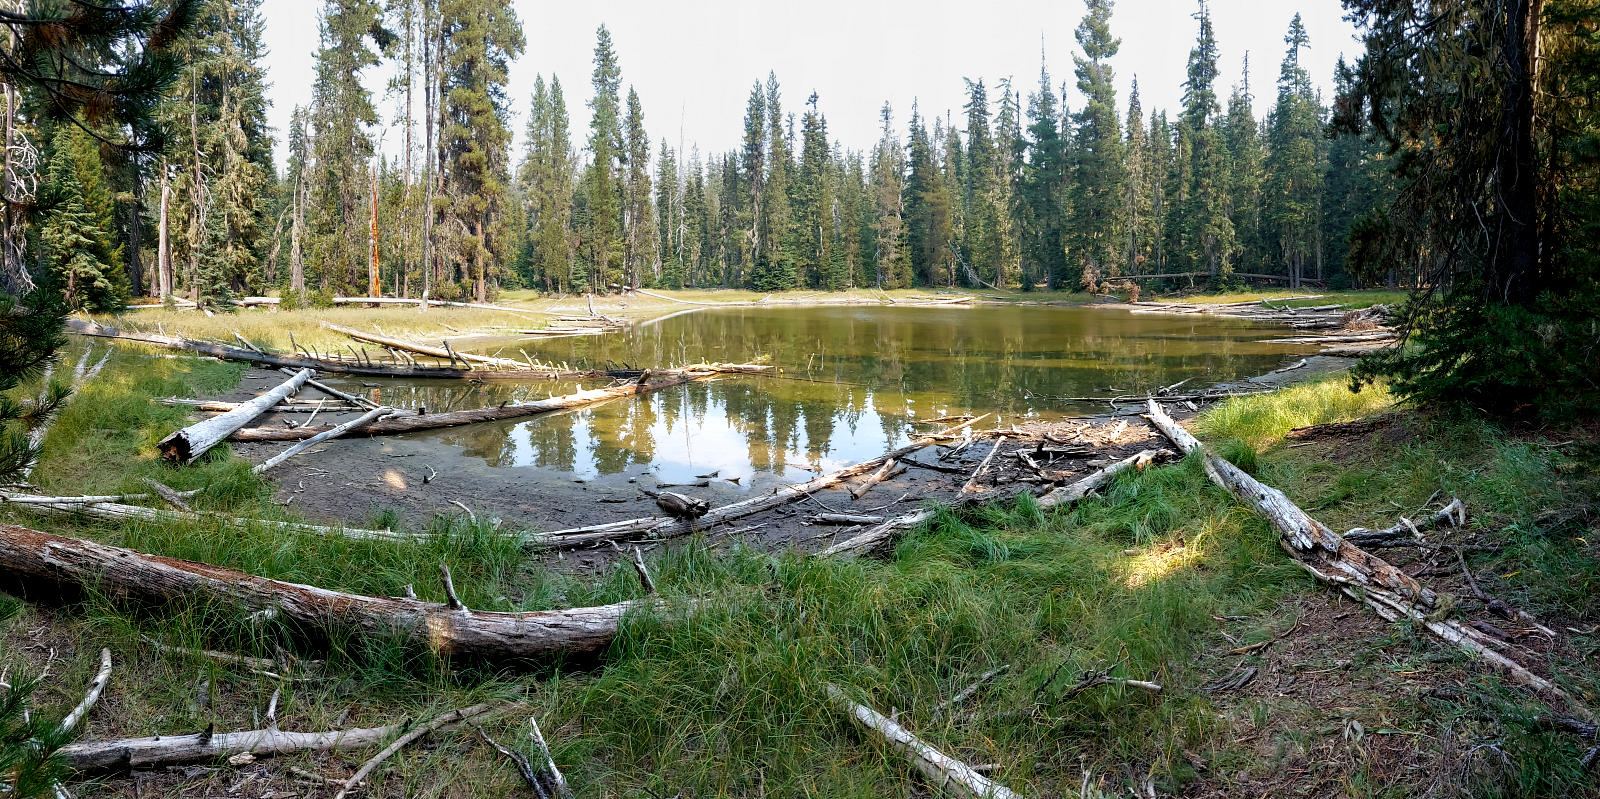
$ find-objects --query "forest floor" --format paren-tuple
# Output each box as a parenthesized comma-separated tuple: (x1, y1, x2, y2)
(3, 291, 1596, 798)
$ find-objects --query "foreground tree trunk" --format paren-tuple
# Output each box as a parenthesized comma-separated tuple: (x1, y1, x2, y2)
(0, 523, 661, 662)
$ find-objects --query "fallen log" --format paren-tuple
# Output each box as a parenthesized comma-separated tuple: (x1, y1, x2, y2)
(157, 369, 312, 463)
(821, 449, 1168, 558)
(162, 397, 363, 413)
(58, 707, 493, 772)
(1343, 499, 1465, 546)
(227, 366, 767, 442)
(2, 495, 411, 542)
(1144, 400, 1593, 719)
(826, 683, 1024, 799)
(253, 406, 396, 474)
(322, 323, 527, 369)
(0, 523, 666, 662)
(850, 459, 902, 500)
(1257, 331, 1397, 345)
(65, 318, 642, 381)
(535, 415, 990, 548)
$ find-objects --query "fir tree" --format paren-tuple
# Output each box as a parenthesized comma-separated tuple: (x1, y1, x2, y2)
(307, 0, 387, 291)
(582, 25, 623, 292)
(1223, 55, 1264, 275)
(1023, 55, 1067, 289)
(1066, 0, 1125, 290)
(1262, 14, 1325, 287)
(869, 103, 908, 287)
(622, 87, 653, 288)
(40, 127, 124, 311)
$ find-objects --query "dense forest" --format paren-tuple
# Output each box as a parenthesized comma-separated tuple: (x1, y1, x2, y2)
(0, 0, 1402, 311)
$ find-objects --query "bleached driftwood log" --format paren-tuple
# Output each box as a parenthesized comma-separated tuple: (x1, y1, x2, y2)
(1143, 399, 1592, 719)
(0, 523, 664, 662)
(156, 368, 311, 463)
(820, 449, 1168, 558)
(534, 416, 990, 549)
(59, 704, 493, 771)
(826, 683, 1024, 799)
(252, 406, 396, 473)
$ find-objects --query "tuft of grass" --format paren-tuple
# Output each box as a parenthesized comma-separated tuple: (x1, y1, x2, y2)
(1196, 374, 1394, 451)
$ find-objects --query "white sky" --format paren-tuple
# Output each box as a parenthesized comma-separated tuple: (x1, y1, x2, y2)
(260, 0, 1361, 171)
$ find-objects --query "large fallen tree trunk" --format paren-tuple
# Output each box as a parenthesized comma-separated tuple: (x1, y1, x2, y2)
(1143, 399, 1592, 720)
(534, 416, 990, 549)
(820, 449, 1169, 558)
(66, 319, 638, 381)
(322, 322, 527, 369)
(59, 704, 495, 771)
(227, 365, 768, 442)
(253, 406, 397, 473)
(826, 684, 1025, 799)
(157, 369, 312, 463)
(0, 523, 662, 661)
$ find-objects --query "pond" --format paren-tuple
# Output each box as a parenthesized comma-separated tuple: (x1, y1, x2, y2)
(347, 305, 1311, 492)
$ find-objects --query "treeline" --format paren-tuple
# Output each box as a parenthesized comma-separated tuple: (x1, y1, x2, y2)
(18, 0, 1399, 311)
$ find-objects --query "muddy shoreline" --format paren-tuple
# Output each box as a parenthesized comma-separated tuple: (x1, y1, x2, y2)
(216, 343, 1351, 571)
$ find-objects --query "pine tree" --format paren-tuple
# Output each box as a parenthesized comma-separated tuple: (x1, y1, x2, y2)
(1023, 55, 1067, 289)
(960, 79, 1005, 287)
(436, 0, 522, 301)
(582, 25, 623, 292)
(1262, 14, 1325, 288)
(40, 126, 124, 311)
(794, 92, 833, 288)
(656, 139, 683, 288)
(1179, 0, 1236, 278)
(869, 103, 909, 287)
(306, 0, 386, 292)
(622, 87, 653, 288)
(1223, 55, 1264, 275)
(1121, 79, 1155, 274)
(750, 73, 795, 290)
(1066, 0, 1125, 290)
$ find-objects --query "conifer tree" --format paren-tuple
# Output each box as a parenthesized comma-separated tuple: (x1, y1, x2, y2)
(40, 127, 124, 311)
(1262, 14, 1325, 287)
(750, 73, 795, 289)
(1023, 56, 1067, 289)
(307, 0, 386, 291)
(1121, 79, 1155, 274)
(656, 139, 683, 288)
(794, 92, 832, 287)
(869, 103, 908, 287)
(1223, 56, 1264, 275)
(437, 0, 522, 301)
(582, 25, 623, 292)
(622, 87, 653, 288)
(1066, 0, 1125, 290)
(1178, 0, 1236, 278)
(960, 79, 1005, 287)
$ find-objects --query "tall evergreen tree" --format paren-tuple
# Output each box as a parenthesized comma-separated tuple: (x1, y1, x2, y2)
(1262, 14, 1325, 287)
(1066, 0, 1125, 290)
(622, 87, 653, 288)
(40, 126, 125, 311)
(306, 0, 386, 292)
(1178, 0, 1236, 278)
(1023, 56, 1067, 289)
(1223, 55, 1264, 275)
(750, 73, 795, 289)
(960, 79, 1005, 287)
(869, 103, 908, 287)
(581, 25, 623, 292)
(1120, 79, 1155, 274)
(656, 139, 683, 288)
(794, 92, 833, 288)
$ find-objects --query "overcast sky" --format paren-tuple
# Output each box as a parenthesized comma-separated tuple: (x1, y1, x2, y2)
(260, 0, 1362, 171)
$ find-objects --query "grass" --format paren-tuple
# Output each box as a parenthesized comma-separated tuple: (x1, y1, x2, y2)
(3, 346, 1597, 797)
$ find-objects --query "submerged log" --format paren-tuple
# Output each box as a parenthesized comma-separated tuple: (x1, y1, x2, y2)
(0, 523, 664, 662)
(157, 369, 312, 463)
(534, 415, 990, 548)
(826, 684, 1025, 799)
(227, 366, 767, 442)
(1143, 400, 1592, 719)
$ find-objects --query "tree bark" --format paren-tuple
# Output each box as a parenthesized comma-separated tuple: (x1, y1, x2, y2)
(0, 523, 663, 663)
(157, 369, 312, 463)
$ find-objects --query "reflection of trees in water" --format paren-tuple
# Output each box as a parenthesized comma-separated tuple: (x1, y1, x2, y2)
(423, 307, 1296, 473)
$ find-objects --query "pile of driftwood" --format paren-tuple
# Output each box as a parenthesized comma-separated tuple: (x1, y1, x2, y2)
(1128, 297, 1397, 356)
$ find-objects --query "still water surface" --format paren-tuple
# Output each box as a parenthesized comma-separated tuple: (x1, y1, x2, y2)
(355, 306, 1309, 490)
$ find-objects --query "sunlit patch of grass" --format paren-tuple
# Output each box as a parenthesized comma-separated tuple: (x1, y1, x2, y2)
(1196, 374, 1394, 451)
